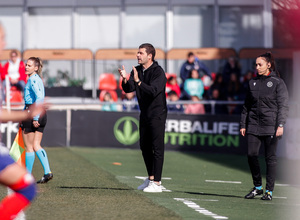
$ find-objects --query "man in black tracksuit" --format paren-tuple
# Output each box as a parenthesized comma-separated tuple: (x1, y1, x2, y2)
(240, 52, 289, 200)
(119, 43, 167, 193)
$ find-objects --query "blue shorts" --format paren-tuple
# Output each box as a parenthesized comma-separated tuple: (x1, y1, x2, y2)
(0, 146, 15, 171)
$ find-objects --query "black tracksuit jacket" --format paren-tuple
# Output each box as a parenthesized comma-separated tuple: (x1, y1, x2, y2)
(122, 61, 167, 120)
(240, 71, 289, 136)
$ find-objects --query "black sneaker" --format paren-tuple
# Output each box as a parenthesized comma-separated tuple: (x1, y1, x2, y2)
(261, 192, 272, 201)
(244, 187, 263, 199)
(37, 172, 53, 184)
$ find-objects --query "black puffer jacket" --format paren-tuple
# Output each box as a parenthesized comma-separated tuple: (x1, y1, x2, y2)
(240, 71, 289, 136)
(122, 61, 167, 120)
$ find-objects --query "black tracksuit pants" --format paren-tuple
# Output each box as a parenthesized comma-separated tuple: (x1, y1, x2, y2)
(139, 116, 166, 182)
(247, 134, 278, 191)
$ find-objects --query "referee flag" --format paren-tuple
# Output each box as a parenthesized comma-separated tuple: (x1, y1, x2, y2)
(9, 127, 26, 167)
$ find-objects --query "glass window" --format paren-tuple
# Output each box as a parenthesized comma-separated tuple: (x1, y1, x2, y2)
(173, 6, 214, 48)
(27, 8, 72, 48)
(0, 7, 22, 50)
(219, 6, 264, 50)
(219, 6, 264, 74)
(75, 7, 120, 51)
(123, 6, 166, 49)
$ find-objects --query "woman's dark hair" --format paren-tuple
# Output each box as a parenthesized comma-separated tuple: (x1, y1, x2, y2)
(257, 51, 280, 77)
(188, 69, 199, 78)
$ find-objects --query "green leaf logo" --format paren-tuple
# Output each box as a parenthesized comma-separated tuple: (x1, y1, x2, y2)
(114, 116, 139, 145)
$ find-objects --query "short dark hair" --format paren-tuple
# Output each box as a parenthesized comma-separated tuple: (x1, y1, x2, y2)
(187, 52, 194, 57)
(139, 43, 156, 61)
(167, 90, 178, 97)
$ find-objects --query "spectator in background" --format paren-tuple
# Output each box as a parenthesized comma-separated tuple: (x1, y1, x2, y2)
(227, 73, 242, 101)
(165, 75, 180, 98)
(227, 73, 243, 114)
(208, 73, 228, 100)
(242, 70, 255, 93)
(180, 52, 211, 85)
(2, 50, 26, 92)
(122, 91, 139, 111)
(222, 56, 241, 84)
(184, 95, 205, 114)
(167, 90, 183, 113)
(210, 88, 228, 115)
(182, 69, 204, 100)
(102, 91, 118, 111)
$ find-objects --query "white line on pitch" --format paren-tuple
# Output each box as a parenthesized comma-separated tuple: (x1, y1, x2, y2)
(273, 196, 288, 199)
(275, 183, 291, 187)
(175, 198, 219, 202)
(135, 176, 172, 180)
(205, 180, 242, 184)
(174, 198, 228, 219)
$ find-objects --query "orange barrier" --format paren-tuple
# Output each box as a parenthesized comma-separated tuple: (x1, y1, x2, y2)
(23, 49, 93, 60)
(167, 48, 237, 60)
(95, 48, 165, 60)
(3, 48, 298, 61)
(239, 48, 297, 59)
(0, 49, 21, 61)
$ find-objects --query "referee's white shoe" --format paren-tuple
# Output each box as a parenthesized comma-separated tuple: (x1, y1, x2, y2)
(143, 181, 162, 193)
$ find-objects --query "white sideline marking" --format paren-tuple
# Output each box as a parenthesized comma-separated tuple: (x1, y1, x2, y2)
(273, 196, 288, 199)
(135, 176, 172, 180)
(205, 180, 242, 184)
(174, 198, 228, 219)
(178, 198, 219, 202)
(275, 184, 291, 187)
(135, 176, 172, 192)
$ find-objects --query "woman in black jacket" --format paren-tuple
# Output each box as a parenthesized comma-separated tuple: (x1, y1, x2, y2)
(240, 52, 289, 201)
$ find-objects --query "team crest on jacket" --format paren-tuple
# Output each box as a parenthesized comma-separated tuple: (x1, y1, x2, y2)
(267, 81, 273, 87)
(253, 82, 256, 86)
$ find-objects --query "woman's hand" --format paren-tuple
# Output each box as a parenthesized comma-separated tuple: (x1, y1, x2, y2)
(33, 120, 40, 128)
(240, 128, 246, 137)
(276, 127, 284, 137)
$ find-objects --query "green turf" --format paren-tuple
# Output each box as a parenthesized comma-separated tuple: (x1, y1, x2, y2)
(1, 147, 299, 220)
(71, 147, 300, 220)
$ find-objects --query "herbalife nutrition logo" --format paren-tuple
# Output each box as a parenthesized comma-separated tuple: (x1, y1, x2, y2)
(114, 116, 139, 145)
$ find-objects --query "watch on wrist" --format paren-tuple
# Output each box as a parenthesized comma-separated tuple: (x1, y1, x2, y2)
(278, 124, 283, 128)
(135, 80, 141, 84)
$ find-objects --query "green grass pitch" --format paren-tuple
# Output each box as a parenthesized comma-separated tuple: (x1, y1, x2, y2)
(1, 147, 299, 220)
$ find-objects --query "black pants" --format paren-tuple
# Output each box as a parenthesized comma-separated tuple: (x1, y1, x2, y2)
(139, 116, 166, 182)
(247, 134, 278, 191)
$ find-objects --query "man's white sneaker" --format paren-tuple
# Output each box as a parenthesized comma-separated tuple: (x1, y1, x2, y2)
(137, 178, 151, 190)
(143, 181, 162, 193)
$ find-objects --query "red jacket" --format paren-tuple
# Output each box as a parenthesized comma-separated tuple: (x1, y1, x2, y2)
(166, 83, 181, 97)
(0, 63, 2, 80)
(1, 60, 26, 82)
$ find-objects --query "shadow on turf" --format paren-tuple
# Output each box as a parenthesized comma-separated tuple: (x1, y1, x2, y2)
(58, 186, 242, 199)
(180, 151, 265, 176)
(58, 186, 132, 191)
(182, 190, 242, 198)
(180, 151, 296, 184)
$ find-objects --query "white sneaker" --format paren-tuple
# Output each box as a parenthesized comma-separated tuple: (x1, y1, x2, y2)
(137, 178, 151, 190)
(143, 181, 162, 193)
